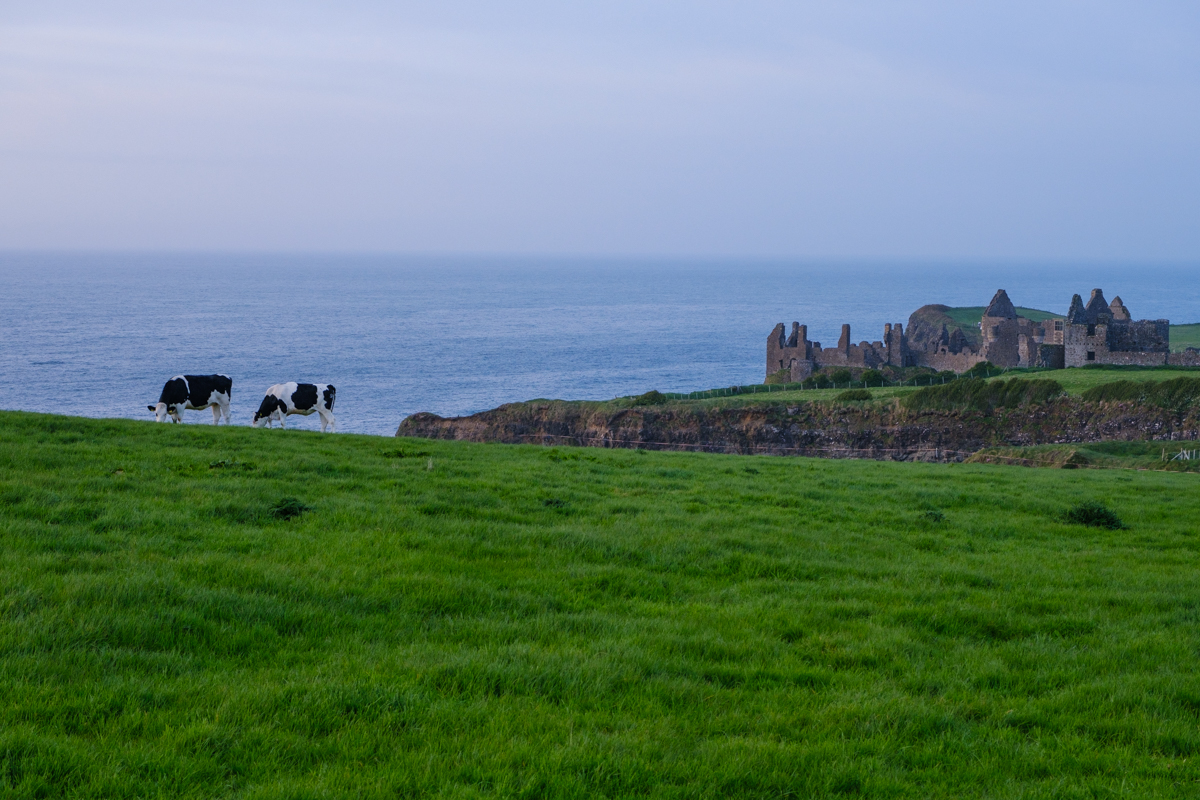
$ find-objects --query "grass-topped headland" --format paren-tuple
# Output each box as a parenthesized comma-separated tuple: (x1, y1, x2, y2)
(4, 410, 1200, 797)
(402, 366, 1200, 464)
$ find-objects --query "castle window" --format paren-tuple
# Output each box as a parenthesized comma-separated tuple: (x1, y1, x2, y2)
(1087, 324, 1096, 336)
(1054, 321, 1063, 332)
(1086, 351, 1095, 361)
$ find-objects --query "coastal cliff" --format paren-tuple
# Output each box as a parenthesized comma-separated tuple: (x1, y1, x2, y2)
(397, 397, 1200, 461)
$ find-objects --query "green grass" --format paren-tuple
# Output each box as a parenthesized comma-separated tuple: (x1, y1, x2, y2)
(942, 306, 1063, 325)
(4, 411, 1200, 797)
(1021, 367, 1200, 396)
(631, 367, 1200, 412)
(1170, 323, 1200, 352)
(901, 378, 1063, 412)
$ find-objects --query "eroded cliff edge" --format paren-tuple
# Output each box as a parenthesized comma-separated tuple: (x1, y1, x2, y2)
(397, 398, 1200, 461)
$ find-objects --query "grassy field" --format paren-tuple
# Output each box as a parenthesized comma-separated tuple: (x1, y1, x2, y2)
(1022, 366, 1200, 395)
(3, 411, 1200, 797)
(1171, 323, 1200, 352)
(942, 306, 1063, 325)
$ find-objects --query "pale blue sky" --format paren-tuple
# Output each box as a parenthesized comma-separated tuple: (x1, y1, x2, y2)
(2, 1, 1198, 258)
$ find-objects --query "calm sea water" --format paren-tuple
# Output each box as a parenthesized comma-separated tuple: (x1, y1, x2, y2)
(1, 253, 1196, 436)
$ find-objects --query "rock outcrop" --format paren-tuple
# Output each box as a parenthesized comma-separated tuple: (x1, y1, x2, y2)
(905, 305, 982, 353)
(398, 398, 1200, 462)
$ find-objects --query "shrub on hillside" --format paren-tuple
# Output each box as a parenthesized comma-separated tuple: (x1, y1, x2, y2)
(632, 390, 668, 406)
(272, 497, 312, 520)
(860, 369, 884, 387)
(835, 389, 872, 402)
(964, 361, 997, 378)
(1081, 380, 1143, 403)
(764, 368, 791, 386)
(1153, 377, 1200, 410)
(829, 369, 853, 386)
(901, 378, 1063, 413)
(1065, 501, 1124, 530)
(1082, 377, 1200, 411)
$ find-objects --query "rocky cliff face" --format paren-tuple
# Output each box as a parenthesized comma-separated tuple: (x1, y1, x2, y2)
(906, 304, 982, 354)
(397, 399, 1200, 462)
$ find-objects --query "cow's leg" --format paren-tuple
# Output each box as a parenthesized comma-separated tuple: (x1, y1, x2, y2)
(320, 409, 335, 433)
(211, 405, 221, 425)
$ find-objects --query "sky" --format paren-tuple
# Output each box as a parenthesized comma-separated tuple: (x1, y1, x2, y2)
(1, 1, 1198, 259)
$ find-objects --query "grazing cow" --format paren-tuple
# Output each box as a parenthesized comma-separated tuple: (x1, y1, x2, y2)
(148, 374, 232, 424)
(253, 383, 336, 432)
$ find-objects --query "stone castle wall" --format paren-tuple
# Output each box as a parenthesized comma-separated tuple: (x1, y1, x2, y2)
(915, 350, 985, 373)
(768, 287, 1179, 380)
(767, 322, 908, 382)
(1168, 349, 1200, 367)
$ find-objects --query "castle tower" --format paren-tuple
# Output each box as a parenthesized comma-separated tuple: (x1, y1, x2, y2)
(838, 324, 851, 357)
(766, 321, 814, 381)
(884, 322, 907, 366)
(1066, 294, 1087, 324)
(980, 289, 1021, 367)
(1109, 296, 1131, 321)
(1084, 289, 1112, 323)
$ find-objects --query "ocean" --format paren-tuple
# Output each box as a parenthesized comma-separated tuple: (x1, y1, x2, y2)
(1, 253, 1196, 436)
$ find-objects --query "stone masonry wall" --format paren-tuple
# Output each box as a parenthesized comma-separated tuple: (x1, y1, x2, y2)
(913, 350, 985, 373)
(1107, 320, 1169, 354)
(767, 322, 906, 381)
(1168, 349, 1200, 367)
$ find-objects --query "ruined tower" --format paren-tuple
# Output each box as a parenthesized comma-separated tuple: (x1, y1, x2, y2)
(979, 289, 1022, 368)
(1063, 289, 1169, 366)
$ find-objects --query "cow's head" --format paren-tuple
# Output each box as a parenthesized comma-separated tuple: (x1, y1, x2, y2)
(252, 396, 284, 427)
(148, 402, 182, 423)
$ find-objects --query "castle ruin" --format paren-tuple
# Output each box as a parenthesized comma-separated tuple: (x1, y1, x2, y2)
(767, 288, 1200, 381)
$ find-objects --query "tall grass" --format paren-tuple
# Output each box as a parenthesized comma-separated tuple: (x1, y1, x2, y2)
(901, 378, 1064, 413)
(1081, 376, 1200, 410)
(2, 411, 1200, 797)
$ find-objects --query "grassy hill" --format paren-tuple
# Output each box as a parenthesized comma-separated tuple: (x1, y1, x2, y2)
(941, 306, 1063, 326)
(3, 411, 1200, 797)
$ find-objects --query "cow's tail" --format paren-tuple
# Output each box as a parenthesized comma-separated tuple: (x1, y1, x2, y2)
(324, 385, 336, 412)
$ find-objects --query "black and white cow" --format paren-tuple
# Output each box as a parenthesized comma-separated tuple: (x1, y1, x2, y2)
(253, 383, 336, 432)
(148, 374, 232, 424)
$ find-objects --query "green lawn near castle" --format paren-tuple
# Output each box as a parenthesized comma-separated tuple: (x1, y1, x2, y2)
(941, 306, 1064, 325)
(657, 366, 1200, 410)
(3, 411, 1200, 798)
(1170, 323, 1200, 352)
